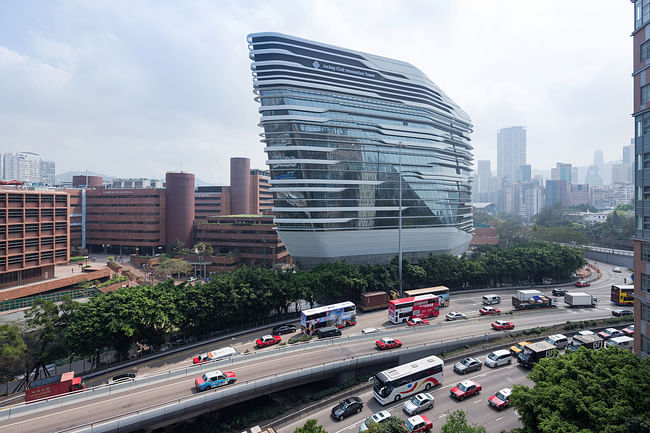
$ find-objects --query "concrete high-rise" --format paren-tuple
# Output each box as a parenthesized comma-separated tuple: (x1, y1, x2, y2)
(497, 126, 526, 183)
(248, 32, 474, 267)
(623, 142, 634, 165)
(3, 152, 55, 185)
(477, 160, 491, 197)
(552, 163, 573, 183)
(631, 0, 649, 358)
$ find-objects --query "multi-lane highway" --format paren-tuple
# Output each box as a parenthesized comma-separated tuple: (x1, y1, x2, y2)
(277, 347, 533, 433)
(0, 262, 631, 433)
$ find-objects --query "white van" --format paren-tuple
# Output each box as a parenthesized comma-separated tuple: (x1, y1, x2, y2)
(484, 349, 512, 368)
(605, 336, 634, 350)
(545, 334, 569, 349)
(482, 294, 501, 305)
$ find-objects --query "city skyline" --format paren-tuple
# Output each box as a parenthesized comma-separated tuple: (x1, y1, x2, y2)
(0, 1, 632, 184)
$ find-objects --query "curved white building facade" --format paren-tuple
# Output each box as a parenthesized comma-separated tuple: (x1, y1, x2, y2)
(248, 32, 473, 267)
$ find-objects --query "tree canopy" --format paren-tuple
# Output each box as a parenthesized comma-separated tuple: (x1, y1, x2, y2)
(511, 347, 650, 433)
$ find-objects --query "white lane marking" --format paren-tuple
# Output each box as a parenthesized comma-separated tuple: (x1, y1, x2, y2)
(438, 413, 448, 419)
(495, 416, 504, 422)
(473, 399, 482, 404)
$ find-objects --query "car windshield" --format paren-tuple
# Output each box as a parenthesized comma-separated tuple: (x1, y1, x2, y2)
(461, 358, 472, 366)
(488, 353, 498, 360)
(404, 419, 417, 430)
(495, 391, 507, 400)
(457, 383, 468, 392)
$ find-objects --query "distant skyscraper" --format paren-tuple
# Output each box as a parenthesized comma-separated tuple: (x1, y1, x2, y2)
(623, 142, 633, 165)
(518, 164, 531, 183)
(497, 126, 526, 183)
(593, 149, 604, 166)
(552, 163, 573, 183)
(477, 160, 491, 195)
(40, 160, 55, 185)
(3, 152, 54, 184)
(545, 179, 568, 207)
(612, 163, 633, 184)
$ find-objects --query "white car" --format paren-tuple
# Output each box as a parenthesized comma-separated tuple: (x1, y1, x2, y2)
(445, 311, 467, 321)
(403, 392, 434, 415)
(362, 327, 380, 335)
(359, 410, 391, 431)
(613, 267, 622, 273)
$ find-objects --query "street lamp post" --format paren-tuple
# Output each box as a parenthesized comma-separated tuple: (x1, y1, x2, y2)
(398, 142, 403, 297)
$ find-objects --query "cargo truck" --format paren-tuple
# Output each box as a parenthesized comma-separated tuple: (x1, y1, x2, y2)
(517, 341, 557, 368)
(567, 334, 604, 352)
(25, 371, 85, 402)
(511, 290, 558, 310)
(359, 291, 388, 312)
(564, 292, 598, 308)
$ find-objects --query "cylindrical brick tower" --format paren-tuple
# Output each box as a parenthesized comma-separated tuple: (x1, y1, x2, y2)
(72, 175, 103, 188)
(165, 172, 195, 253)
(230, 157, 251, 215)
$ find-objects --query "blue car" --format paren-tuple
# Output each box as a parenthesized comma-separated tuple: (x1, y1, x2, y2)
(194, 370, 236, 392)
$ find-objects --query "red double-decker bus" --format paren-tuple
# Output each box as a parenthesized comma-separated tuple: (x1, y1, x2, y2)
(388, 294, 439, 324)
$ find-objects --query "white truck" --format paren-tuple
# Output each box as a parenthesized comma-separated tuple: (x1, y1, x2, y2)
(564, 292, 598, 308)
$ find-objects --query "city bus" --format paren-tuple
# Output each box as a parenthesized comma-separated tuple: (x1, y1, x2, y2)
(610, 284, 634, 306)
(300, 301, 357, 335)
(388, 294, 439, 324)
(403, 286, 450, 307)
(372, 355, 444, 405)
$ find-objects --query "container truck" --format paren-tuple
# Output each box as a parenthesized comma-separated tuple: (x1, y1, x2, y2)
(25, 371, 85, 402)
(564, 292, 598, 308)
(359, 291, 388, 312)
(567, 334, 604, 352)
(511, 290, 558, 310)
(517, 341, 557, 368)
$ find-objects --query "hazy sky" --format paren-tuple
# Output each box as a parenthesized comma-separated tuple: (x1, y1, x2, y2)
(0, 1, 633, 184)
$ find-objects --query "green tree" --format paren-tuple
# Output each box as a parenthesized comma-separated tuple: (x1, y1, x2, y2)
(294, 419, 328, 433)
(193, 241, 214, 257)
(0, 324, 27, 382)
(439, 410, 487, 433)
(511, 348, 650, 433)
(367, 416, 407, 432)
(23, 299, 72, 380)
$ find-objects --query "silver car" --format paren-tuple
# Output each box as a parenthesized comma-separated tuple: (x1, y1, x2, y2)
(359, 410, 391, 431)
(454, 357, 482, 374)
(402, 392, 434, 415)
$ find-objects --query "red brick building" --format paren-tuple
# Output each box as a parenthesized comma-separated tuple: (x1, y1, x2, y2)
(194, 215, 291, 270)
(194, 158, 272, 221)
(0, 188, 70, 289)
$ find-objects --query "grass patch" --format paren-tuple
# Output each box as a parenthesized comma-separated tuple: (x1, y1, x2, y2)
(288, 334, 312, 344)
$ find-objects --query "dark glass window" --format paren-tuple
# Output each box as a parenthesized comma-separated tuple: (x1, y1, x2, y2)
(642, 40, 650, 63)
(642, 84, 650, 105)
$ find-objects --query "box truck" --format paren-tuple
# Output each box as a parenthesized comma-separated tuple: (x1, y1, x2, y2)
(564, 292, 598, 308)
(26, 371, 85, 402)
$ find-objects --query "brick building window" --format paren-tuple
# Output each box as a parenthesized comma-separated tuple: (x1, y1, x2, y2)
(643, 83, 650, 105)
(643, 273, 650, 293)
(642, 243, 650, 262)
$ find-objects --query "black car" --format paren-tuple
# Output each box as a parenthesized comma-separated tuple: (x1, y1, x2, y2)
(107, 372, 136, 385)
(552, 288, 567, 297)
(612, 309, 633, 317)
(272, 324, 297, 335)
(331, 397, 363, 421)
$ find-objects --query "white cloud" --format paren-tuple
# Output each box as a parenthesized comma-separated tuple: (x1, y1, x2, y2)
(0, 0, 635, 183)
